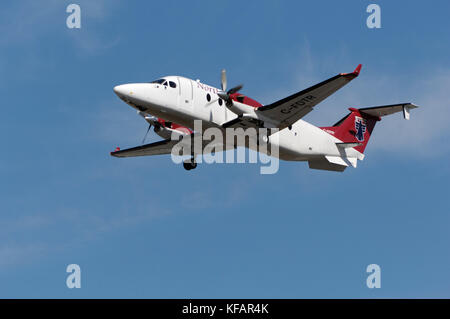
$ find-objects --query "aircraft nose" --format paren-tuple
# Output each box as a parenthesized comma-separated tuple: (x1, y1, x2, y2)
(113, 84, 129, 97)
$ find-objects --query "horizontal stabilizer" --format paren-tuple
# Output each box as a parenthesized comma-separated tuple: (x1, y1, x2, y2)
(359, 103, 419, 120)
(336, 142, 362, 149)
(308, 155, 358, 172)
(308, 158, 347, 172)
(325, 155, 358, 168)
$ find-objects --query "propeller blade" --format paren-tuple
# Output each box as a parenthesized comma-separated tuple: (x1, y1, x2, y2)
(221, 69, 227, 92)
(142, 124, 152, 144)
(227, 84, 243, 95)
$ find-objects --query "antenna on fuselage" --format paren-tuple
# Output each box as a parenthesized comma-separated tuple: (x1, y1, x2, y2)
(142, 124, 152, 144)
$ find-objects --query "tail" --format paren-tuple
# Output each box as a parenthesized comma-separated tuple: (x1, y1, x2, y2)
(321, 103, 419, 154)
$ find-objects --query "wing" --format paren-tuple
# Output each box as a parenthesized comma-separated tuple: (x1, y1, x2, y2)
(110, 139, 178, 158)
(256, 64, 362, 129)
(221, 114, 264, 130)
(111, 134, 234, 158)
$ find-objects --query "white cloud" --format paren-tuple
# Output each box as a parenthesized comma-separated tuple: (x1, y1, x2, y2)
(65, 0, 121, 54)
(0, 0, 60, 46)
(0, 243, 48, 268)
(0, 202, 171, 270)
(367, 71, 450, 157)
(0, 0, 120, 53)
(93, 98, 146, 145)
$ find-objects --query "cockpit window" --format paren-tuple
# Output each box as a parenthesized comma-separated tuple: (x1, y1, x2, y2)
(169, 81, 176, 88)
(151, 79, 167, 85)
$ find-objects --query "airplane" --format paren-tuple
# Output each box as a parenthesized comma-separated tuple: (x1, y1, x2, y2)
(111, 64, 418, 172)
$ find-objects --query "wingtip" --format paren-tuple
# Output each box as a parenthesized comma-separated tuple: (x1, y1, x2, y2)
(353, 64, 362, 76)
(340, 64, 362, 77)
(110, 147, 121, 156)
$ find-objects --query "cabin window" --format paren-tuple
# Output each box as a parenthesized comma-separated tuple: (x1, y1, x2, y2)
(206, 93, 211, 102)
(169, 81, 177, 88)
(218, 98, 223, 106)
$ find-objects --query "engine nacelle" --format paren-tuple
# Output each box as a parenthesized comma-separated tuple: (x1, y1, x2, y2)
(138, 111, 191, 140)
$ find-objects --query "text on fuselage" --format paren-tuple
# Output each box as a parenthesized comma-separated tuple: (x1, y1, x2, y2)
(280, 95, 316, 114)
(197, 82, 219, 94)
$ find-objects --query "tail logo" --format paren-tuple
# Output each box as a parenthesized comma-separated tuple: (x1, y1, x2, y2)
(355, 116, 367, 142)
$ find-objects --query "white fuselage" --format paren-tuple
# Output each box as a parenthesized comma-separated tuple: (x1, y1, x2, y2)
(113, 76, 361, 162)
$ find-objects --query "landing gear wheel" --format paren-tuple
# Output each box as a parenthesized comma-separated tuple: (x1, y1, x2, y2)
(183, 158, 197, 171)
(183, 162, 191, 170)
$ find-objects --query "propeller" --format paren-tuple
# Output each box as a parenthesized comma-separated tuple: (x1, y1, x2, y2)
(218, 69, 243, 107)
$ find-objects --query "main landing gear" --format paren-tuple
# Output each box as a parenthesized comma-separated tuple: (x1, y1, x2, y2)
(183, 157, 197, 171)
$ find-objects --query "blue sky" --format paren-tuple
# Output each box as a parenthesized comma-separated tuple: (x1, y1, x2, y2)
(0, 0, 449, 298)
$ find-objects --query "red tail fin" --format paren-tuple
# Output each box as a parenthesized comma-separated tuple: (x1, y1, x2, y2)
(321, 108, 380, 154)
